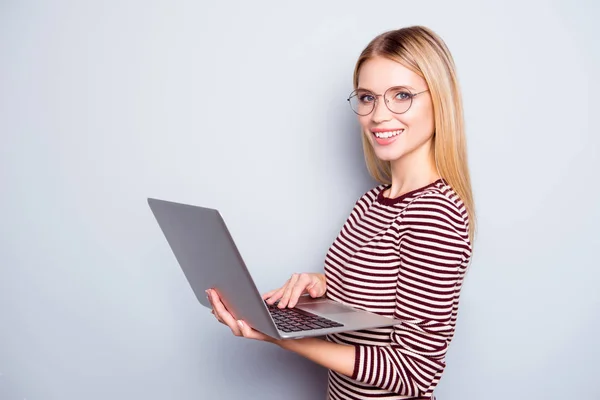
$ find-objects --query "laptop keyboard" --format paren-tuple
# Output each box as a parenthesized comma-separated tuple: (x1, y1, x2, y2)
(267, 303, 344, 333)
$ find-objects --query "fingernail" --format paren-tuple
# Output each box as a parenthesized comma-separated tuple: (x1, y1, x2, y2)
(237, 320, 244, 329)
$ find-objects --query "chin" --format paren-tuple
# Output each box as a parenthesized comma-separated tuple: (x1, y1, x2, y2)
(372, 146, 406, 163)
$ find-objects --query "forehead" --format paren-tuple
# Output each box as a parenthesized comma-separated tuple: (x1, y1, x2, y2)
(357, 56, 426, 91)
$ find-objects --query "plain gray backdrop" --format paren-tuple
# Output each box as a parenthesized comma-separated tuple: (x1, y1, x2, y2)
(1, 0, 599, 399)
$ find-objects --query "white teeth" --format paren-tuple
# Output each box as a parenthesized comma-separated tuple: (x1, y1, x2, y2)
(373, 129, 404, 139)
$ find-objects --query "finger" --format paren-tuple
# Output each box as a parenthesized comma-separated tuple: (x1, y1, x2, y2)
(307, 284, 320, 298)
(262, 288, 279, 299)
(262, 286, 284, 301)
(264, 286, 286, 305)
(208, 291, 223, 323)
(211, 309, 225, 325)
(307, 277, 325, 298)
(209, 290, 242, 336)
(288, 273, 312, 308)
(207, 290, 222, 322)
(237, 320, 254, 338)
(207, 289, 224, 312)
(237, 320, 273, 342)
(278, 274, 300, 308)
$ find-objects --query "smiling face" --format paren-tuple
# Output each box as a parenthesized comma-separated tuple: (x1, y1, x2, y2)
(356, 56, 435, 164)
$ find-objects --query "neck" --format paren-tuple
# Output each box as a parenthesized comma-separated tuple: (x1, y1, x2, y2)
(386, 141, 439, 199)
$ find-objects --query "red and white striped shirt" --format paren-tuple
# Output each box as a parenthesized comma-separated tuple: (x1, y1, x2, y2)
(324, 179, 472, 400)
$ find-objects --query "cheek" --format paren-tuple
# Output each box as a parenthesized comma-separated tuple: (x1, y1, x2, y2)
(421, 103, 436, 133)
(400, 108, 434, 138)
(410, 118, 434, 140)
(358, 116, 373, 139)
(358, 116, 370, 131)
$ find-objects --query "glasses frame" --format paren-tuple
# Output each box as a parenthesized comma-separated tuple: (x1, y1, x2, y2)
(347, 86, 429, 116)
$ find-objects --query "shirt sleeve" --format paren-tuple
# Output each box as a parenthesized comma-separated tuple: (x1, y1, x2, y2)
(350, 193, 472, 397)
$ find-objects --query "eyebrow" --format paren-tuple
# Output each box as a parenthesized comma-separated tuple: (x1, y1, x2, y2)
(356, 85, 418, 92)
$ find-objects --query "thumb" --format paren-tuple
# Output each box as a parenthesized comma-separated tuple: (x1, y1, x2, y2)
(307, 282, 321, 298)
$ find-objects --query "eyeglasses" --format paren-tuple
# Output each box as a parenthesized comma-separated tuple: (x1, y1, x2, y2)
(347, 86, 429, 116)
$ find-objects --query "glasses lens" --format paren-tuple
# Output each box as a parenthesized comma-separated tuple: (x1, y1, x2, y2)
(384, 86, 413, 114)
(349, 90, 375, 115)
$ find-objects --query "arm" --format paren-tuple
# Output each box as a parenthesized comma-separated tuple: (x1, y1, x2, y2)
(275, 337, 355, 377)
(271, 196, 471, 397)
(209, 280, 356, 376)
(210, 299, 356, 375)
(209, 193, 470, 397)
(350, 195, 471, 396)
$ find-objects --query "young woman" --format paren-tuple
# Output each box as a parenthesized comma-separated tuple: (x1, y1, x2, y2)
(207, 25, 475, 400)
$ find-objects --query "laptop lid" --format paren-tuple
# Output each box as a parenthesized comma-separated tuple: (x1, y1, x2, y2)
(147, 198, 279, 338)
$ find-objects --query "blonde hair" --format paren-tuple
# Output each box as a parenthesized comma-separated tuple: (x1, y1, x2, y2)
(353, 26, 476, 241)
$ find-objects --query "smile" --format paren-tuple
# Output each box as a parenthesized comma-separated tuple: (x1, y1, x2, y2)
(372, 129, 404, 139)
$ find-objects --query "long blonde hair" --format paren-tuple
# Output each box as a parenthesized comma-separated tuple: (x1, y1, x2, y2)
(353, 26, 476, 241)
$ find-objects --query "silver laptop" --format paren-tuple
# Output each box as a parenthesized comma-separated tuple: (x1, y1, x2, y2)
(148, 198, 401, 339)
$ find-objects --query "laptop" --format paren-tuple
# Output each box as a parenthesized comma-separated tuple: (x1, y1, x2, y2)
(148, 198, 401, 339)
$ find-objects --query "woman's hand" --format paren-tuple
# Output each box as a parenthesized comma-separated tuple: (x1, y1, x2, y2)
(262, 272, 327, 308)
(206, 288, 277, 343)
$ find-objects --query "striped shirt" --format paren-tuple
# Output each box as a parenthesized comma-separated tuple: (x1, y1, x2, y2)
(324, 179, 472, 400)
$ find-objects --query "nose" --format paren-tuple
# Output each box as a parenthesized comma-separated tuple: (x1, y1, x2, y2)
(371, 96, 392, 124)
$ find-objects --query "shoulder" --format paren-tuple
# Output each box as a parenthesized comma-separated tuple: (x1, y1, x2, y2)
(352, 184, 387, 212)
(403, 181, 471, 249)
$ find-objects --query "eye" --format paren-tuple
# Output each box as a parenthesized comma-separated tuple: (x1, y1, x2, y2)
(392, 90, 412, 101)
(358, 93, 375, 103)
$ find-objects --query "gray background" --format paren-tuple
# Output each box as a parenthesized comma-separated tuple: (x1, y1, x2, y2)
(1, 0, 598, 399)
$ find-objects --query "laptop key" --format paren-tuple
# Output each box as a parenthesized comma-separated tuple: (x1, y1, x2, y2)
(297, 324, 314, 330)
(268, 303, 344, 332)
